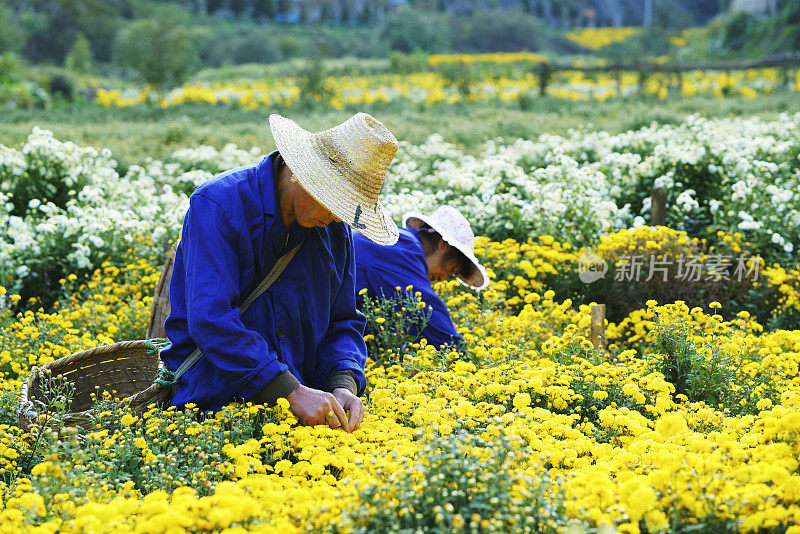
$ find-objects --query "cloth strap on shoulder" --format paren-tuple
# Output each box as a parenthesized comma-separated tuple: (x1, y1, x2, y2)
(167, 242, 304, 384)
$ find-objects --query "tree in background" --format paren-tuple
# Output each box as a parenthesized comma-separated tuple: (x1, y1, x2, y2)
(254, 0, 277, 19)
(0, 3, 32, 55)
(20, 0, 125, 64)
(756, 0, 800, 53)
(64, 33, 94, 74)
(452, 9, 546, 52)
(231, 30, 285, 63)
(379, 6, 450, 53)
(114, 14, 199, 87)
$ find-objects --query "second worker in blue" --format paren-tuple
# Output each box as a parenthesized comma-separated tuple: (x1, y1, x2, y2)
(353, 205, 489, 351)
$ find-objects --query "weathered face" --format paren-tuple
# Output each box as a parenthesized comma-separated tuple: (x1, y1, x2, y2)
(287, 168, 342, 228)
(425, 241, 463, 283)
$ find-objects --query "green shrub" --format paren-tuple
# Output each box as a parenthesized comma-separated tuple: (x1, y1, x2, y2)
(379, 6, 450, 53)
(73, 398, 271, 495)
(439, 63, 480, 97)
(704, 4, 800, 59)
(578, 230, 756, 323)
(0, 80, 50, 109)
(17, 369, 76, 477)
(297, 57, 333, 107)
(388, 49, 429, 75)
(0, 4, 29, 55)
(743, 265, 800, 332)
(40, 68, 77, 101)
(360, 289, 432, 366)
(231, 31, 284, 64)
(114, 17, 199, 87)
(450, 10, 544, 53)
(0, 51, 24, 82)
(275, 34, 306, 59)
(718, 11, 758, 54)
(339, 429, 565, 534)
(64, 32, 93, 74)
(0, 389, 17, 427)
(0, 52, 50, 109)
(647, 316, 780, 415)
(516, 90, 537, 111)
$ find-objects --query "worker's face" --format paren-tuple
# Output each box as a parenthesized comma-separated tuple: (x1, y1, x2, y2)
(289, 170, 342, 228)
(425, 240, 462, 283)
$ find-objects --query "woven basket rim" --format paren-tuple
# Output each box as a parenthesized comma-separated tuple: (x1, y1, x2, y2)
(17, 339, 168, 431)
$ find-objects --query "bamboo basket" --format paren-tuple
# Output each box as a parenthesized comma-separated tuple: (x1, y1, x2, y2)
(18, 248, 180, 431)
(17, 341, 173, 431)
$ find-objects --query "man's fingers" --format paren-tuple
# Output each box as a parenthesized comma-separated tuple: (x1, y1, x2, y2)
(347, 399, 362, 431)
(326, 411, 339, 429)
(329, 397, 350, 432)
(346, 402, 357, 431)
(354, 402, 364, 430)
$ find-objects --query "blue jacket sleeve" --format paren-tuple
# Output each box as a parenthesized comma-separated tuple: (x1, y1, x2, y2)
(315, 229, 368, 396)
(181, 193, 289, 401)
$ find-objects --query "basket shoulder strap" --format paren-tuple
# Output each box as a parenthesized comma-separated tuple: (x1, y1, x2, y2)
(171, 241, 304, 382)
(239, 241, 303, 313)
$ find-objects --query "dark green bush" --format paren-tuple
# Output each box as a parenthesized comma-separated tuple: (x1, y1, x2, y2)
(451, 10, 545, 53)
(42, 69, 77, 101)
(719, 11, 758, 54)
(275, 34, 306, 59)
(231, 31, 284, 64)
(113, 17, 199, 87)
(388, 50, 429, 75)
(0, 3, 30, 55)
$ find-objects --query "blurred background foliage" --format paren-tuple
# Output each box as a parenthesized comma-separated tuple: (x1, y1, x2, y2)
(0, 0, 798, 158)
(0, 0, 798, 90)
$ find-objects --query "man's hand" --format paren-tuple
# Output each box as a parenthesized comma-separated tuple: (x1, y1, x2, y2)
(286, 384, 349, 431)
(332, 388, 364, 431)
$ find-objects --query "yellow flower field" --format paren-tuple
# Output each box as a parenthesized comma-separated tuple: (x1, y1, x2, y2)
(565, 27, 640, 50)
(428, 51, 550, 66)
(93, 51, 800, 110)
(1, 229, 799, 532)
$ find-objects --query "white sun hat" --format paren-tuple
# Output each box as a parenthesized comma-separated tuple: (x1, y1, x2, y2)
(402, 206, 488, 290)
(269, 112, 399, 246)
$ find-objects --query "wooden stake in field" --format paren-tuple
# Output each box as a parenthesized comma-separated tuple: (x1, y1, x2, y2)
(651, 186, 667, 226)
(538, 62, 550, 96)
(589, 303, 607, 351)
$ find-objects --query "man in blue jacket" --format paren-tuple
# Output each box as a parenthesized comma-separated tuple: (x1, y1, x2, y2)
(353, 205, 488, 351)
(160, 113, 399, 432)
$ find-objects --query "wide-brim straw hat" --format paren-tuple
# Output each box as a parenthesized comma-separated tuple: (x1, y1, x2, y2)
(269, 112, 399, 246)
(403, 206, 488, 290)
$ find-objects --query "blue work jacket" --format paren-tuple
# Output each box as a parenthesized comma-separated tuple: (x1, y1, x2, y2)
(353, 227, 464, 349)
(160, 151, 368, 411)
